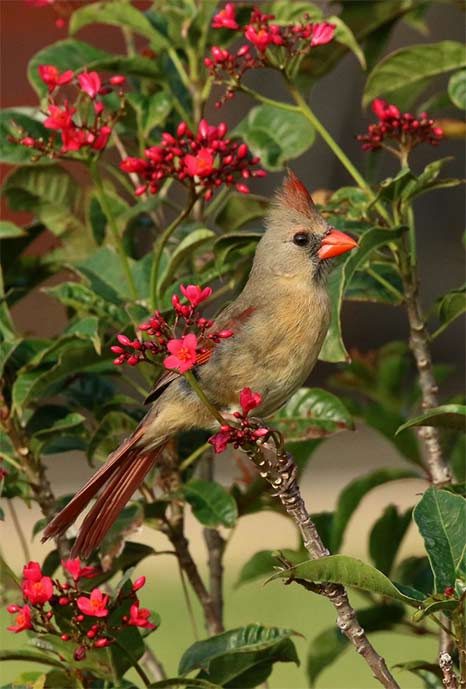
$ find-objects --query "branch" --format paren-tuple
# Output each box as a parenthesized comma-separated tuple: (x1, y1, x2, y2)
(398, 234, 452, 485)
(201, 456, 226, 628)
(247, 441, 401, 689)
(439, 653, 459, 689)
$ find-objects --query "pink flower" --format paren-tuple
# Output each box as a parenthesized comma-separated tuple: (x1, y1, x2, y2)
(212, 3, 239, 30)
(163, 333, 198, 373)
(38, 64, 73, 91)
(76, 588, 109, 618)
(7, 604, 32, 633)
(239, 387, 262, 415)
(180, 284, 213, 307)
(23, 561, 42, 582)
(208, 429, 231, 454)
(22, 576, 53, 605)
(78, 71, 101, 99)
(128, 602, 156, 629)
(184, 148, 215, 177)
(60, 126, 88, 153)
(310, 21, 336, 47)
(62, 558, 99, 582)
(244, 24, 283, 51)
(44, 103, 75, 130)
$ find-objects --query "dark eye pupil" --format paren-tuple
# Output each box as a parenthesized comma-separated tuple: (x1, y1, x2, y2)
(293, 232, 309, 246)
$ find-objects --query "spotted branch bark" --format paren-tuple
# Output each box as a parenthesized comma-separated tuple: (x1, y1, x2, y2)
(246, 441, 401, 689)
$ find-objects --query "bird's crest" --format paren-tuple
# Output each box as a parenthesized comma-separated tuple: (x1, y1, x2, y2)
(275, 169, 316, 218)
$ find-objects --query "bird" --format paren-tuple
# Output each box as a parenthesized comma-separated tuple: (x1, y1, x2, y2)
(42, 170, 357, 558)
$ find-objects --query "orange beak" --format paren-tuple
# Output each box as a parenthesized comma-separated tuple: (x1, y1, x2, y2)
(317, 228, 358, 260)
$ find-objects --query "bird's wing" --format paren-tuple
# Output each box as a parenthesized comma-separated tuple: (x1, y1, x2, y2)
(144, 304, 256, 405)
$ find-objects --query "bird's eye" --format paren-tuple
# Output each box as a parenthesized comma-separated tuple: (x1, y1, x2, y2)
(293, 232, 310, 247)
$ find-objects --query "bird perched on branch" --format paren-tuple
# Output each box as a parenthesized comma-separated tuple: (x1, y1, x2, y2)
(43, 170, 357, 557)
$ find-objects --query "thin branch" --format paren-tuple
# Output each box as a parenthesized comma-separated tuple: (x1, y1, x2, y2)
(8, 500, 30, 563)
(247, 441, 401, 689)
(398, 233, 451, 485)
(439, 652, 459, 689)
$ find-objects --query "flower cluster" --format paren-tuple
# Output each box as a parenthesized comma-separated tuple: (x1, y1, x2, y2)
(7, 561, 157, 660)
(111, 284, 233, 374)
(206, 4, 336, 106)
(208, 387, 270, 453)
(357, 98, 444, 156)
(11, 67, 126, 158)
(120, 118, 265, 200)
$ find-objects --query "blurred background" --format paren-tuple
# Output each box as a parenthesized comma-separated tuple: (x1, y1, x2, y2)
(1, 1, 464, 687)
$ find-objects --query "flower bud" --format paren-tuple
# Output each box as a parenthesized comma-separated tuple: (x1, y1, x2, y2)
(74, 646, 87, 661)
(132, 576, 146, 592)
(94, 637, 111, 648)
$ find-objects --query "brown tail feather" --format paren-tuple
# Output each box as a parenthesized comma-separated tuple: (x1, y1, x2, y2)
(42, 426, 166, 557)
(71, 449, 161, 558)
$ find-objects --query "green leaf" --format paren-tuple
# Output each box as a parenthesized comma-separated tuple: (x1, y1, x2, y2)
(32, 412, 85, 439)
(0, 649, 66, 669)
(363, 41, 466, 107)
(394, 556, 434, 597)
(398, 158, 461, 204)
(66, 316, 101, 354)
(448, 69, 466, 110)
(397, 404, 466, 434)
(184, 480, 237, 528)
(45, 281, 125, 325)
(307, 604, 404, 686)
(330, 16, 366, 69)
(28, 39, 110, 98)
(346, 261, 403, 305)
(74, 246, 132, 302)
(88, 411, 138, 464)
(330, 468, 418, 552)
(413, 487, 466, 591)
(235, 105, 315, 171)
(0, 108, 51, 165)
(70, 1, 169, 49)
(127, 91, 172, 137)
(369, 505, 412, 576)
(149, 680, 223, 689)
(393, 661, 443, 689)
(179, 625, 298, 676)
(2, 165, 83, 236)
(0, 221, 26, 238)
(215, 193, 268, 232)
(413, 598, 460, 622)
(235, 548, 307, 589)
(213, 231, 262, 271)
(432, 286, 466, 339)
(157, 227, 215, 295)
(320, 226, 406, 362)
(271, 388, 353, 442)
(268, 554, 421, 606)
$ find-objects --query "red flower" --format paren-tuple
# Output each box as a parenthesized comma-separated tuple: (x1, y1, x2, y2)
(208, 429, 231, 454)
(120, 157, 148, 173)
(184, 148, 215, 177)
(239, 387, 262, 415)
(180, 284, 213, 307)
(244, 24, 283, 51)
(7, 604, 32, 633)
(310, 21, 336, 46)
(163, 334, 198, 373)
(44, 102, 75, 130)
(127, 602, 156, 629)
(38, 64, 73, 92)
(22, 576, 53, 605)
(212, 3, 239, 30)
(371, 98, 400, 121)
(62, 558, 99, 582)
(23, 561, 42, 582)
(78, 71, 101, 99)
(60, 126, 88, 153)
(76, 588, 109, 618)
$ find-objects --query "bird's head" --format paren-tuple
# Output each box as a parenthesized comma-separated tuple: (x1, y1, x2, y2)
(255, 170, 357, 282)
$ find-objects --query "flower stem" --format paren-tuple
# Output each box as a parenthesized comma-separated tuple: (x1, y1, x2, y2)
(150, 196, 197, 310)
(90, 161, 138, 300)
(179, 441, 211, 472)
(113, 640, 151, 688)
(184, 371, 225, 426)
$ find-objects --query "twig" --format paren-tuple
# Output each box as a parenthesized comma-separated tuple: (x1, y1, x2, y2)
(177, 557, 199, 641)
(247, 441, 401, 689)
(141, 648, 167, 682)
(201, 455, 226, 628)
(398, 234, 451, 485)
(440, 652, 459, 689)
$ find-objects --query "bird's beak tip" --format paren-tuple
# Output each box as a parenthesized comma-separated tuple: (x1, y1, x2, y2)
(317, 228, 358, 260)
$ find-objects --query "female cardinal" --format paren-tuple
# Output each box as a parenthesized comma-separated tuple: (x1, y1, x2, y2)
(43, 170, 357, 557)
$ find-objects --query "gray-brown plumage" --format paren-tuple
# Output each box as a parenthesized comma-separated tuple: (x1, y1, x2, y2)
(43, 170, 357, 557)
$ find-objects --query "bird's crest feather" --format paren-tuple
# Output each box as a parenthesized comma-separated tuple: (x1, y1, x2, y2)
(275, 169, 316, 218)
